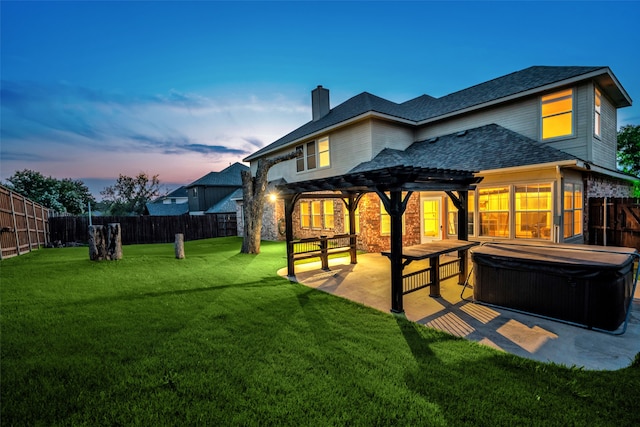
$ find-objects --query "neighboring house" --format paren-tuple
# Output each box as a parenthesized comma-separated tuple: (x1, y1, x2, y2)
(185, 163, 249, 215)
(155, 186, 189, 205)
(145, 186, 189, 216)
(244, 66, 636, 253)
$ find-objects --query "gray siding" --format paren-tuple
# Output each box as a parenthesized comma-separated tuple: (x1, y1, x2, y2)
(415, 97, 540, 142)
(592, 87, 618, 169)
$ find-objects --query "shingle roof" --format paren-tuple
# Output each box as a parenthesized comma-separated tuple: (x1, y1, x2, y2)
(349, 124, 579, 174)
(145, 202, 189, 216)
(245, 66, 607, 161)
(205, 188, 243, 213)
(151, 186, 188, 203)
(186, 162, 249, 188)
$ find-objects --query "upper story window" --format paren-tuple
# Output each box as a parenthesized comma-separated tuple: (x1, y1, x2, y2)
(296, 136, 330, 172)
(541, 89, 574, 140)
(594, 87, 602, 138)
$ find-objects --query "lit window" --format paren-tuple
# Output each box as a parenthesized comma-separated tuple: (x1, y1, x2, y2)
(311, 201, 322, 229)
(379, 194, 406, 236)
(563, 183, 583, 238)
(447, 193, 475, 236)
(295, 137, 330, 172)
(515, 184, 552, 239)
(542, 89, 573, 139)
(594, 87, 602, 137)
(318, 137, 330, 167)
(300, 202, 310, 228)
(344, 204, 360, 234)
(323, 200, 334, 229)
(478, 187, 510, 237)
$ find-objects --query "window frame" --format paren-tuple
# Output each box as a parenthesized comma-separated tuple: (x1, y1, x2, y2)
(541, 88, 575, 140)
(514, 183, 553, 240)
(594, 87, 602, 138)
(478, 186, 510, 238)
(563, 182, 583, 239)
(295, 136, 330, 173)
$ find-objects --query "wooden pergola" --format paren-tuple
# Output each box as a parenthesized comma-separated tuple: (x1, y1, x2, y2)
(277, 165, 482, 314)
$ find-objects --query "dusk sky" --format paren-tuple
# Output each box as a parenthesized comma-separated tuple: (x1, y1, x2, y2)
(2, 1, 639, 197)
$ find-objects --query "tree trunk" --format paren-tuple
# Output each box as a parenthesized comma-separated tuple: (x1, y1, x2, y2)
(175, 233, 185, 259)
(106, 223, 122, 260)
(88, 225, 106, 261)
(241, 151, 298, 254)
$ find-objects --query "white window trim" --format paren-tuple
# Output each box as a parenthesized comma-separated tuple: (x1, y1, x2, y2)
(540, 88, 575, 141)
(295, 136, 330, 173)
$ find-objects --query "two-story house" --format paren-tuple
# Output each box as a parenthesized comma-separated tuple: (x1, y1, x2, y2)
(245, 66, 634, 255)
(185, 162, 249, 215)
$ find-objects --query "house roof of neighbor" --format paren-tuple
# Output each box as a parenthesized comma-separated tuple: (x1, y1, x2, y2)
(151, 186, 188, 204)
(206, 188, 243, 214)
(145, 202, 189, 216)
(186, 162, 249, 188)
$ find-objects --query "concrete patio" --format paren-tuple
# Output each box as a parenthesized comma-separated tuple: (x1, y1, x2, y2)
(278, 253, 640, 371)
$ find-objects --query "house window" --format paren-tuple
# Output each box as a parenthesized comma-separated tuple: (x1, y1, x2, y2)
(594, 87, 602, 137)
(515, 184, 552, 239)
(323, 200, 334, 229)
(296, 137, 330, 172)
(344, 204, 360, 234)
(447, 193, 475, 236)
(564, 183, 583, 238)
(541, 89, 573, 139)
(311, 201, 322, 229)
(318, 137, 330, 168)
(300, 202, 310, 228)
(478, 187, 510, 237)
(380, 195, 406, 236)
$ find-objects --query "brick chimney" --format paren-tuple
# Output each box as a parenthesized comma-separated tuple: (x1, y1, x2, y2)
(311, 85, 330, 121)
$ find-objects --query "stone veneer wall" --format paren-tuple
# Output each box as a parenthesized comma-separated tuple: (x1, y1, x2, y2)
(284, 192, 423, 253)
(582, 173, 634, 244)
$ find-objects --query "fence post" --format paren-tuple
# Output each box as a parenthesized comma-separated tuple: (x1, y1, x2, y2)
(320, 235, 329, 271)
(175, 233, 185, 259)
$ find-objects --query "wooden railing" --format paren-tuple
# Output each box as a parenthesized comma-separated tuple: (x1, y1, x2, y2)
(288, 234, 357, 272)
(402, 257, 461, 295)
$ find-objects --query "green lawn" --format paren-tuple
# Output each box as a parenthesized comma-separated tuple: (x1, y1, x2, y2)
(1, 237, 639, 426)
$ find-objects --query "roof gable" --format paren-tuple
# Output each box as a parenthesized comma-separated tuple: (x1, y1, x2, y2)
(186, 162, 249, 188)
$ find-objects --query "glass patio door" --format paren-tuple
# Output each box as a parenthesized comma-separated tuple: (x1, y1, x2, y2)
(421, 197, 442, 242)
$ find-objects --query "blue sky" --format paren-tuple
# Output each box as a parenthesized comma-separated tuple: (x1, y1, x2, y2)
(2, 1, 639, 197)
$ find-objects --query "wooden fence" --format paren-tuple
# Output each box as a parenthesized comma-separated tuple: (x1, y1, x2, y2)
(49, 214, 237, 245)
(0, 185, 50, 259)
(588, 197, 640, 251)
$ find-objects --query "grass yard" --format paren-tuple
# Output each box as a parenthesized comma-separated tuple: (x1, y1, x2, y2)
(1, 237, 639, 426)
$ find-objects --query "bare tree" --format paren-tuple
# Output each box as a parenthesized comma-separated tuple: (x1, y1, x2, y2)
(241, 150, 298, 254)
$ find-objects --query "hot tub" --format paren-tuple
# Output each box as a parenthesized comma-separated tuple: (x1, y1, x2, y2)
(471, 242, 637, 331)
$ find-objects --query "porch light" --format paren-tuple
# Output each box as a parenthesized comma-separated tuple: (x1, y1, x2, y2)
(269, 193, 278, 202)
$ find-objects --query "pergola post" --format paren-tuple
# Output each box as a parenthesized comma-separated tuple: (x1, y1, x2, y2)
(284, 195, 296, 278)
(347, 193, 358, 264)
(447, 190, 470, 285)
(377, 189, 412, 314)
